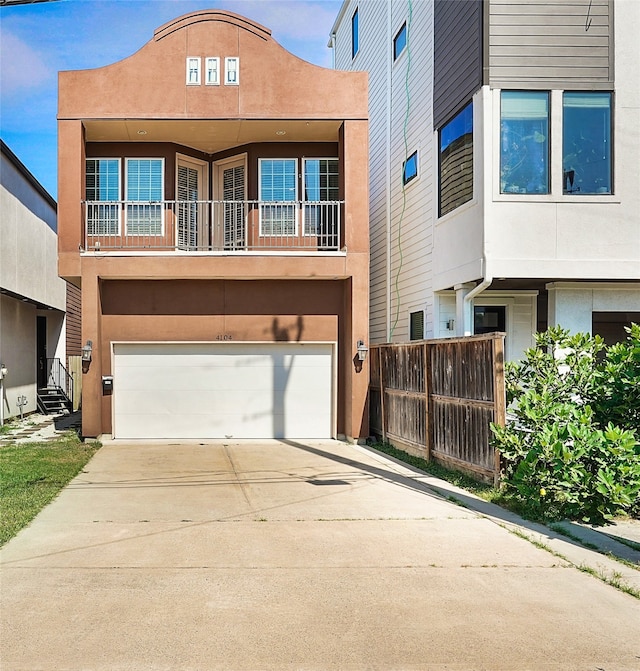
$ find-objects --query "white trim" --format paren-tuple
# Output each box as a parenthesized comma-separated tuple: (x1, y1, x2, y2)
(224, 57, 239, 85)
(176, 153, 209, 199)
(205, 57, 220, 85)
(186, 57, 201, 85)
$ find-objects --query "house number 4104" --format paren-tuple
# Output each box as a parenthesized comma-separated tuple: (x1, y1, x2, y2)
(216, 334, 233, 341)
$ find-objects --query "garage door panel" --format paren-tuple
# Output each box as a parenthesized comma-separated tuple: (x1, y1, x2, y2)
(113, 343, 333, 439)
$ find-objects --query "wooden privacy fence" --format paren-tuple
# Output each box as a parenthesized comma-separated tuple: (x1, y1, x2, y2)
(369, 334, 506, 484)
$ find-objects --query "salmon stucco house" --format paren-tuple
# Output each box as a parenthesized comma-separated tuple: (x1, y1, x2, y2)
(57, 10, 369, 441)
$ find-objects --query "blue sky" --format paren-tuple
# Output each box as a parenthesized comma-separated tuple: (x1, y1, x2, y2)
(0, 0, 343, 199)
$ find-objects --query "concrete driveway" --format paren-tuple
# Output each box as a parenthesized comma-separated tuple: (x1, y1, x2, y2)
(1, 439, 639, 670)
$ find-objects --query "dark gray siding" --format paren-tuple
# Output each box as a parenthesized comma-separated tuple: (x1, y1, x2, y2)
(433, 0, 483, 129)
(489, 0, 614, 89)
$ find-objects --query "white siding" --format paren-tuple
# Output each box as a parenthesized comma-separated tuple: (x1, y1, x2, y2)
(334, 0, 438, 344)
(436, 291, 537, 361)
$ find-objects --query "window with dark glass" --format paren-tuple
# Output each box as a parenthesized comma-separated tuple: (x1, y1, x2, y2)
(410, 310, 424, 340)
(402, 151, 418, 185)
(352, 8, 359, 58)
(474, 306, 506, 335)
(86, 158, 120, 235)
(394, 22, 407, 60)
(439, 102, 473, 216)
(500, 91, 549, 195)
(563, 92, 612, 195)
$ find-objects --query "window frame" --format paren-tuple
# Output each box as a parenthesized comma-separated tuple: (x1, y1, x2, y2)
(85, 157, 121, 236)
(473, 305, 506, 335)
(186, 57, 201, 86)
(124, 157, 165, 237)
(438, 101, 474, 217)
(402, 150, 418, 186)
(500, 90, 550, 196)
(562, 91, 612, 196)
(393, 22, 407, 61)
(351, 7, 359, 59)
(258, 158, 298, 237)
(205, 57, 220, 86)
(302, 157, 339, 240)
(409, 309, 425, 341)
(225, 57, 239, 85)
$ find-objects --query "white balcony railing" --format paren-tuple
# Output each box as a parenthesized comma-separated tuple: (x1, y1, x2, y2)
(83, 200, 343, 252)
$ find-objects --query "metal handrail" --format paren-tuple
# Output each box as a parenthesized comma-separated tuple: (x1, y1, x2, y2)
(46, 358, 74, 404)
(82, 199, 344, 252)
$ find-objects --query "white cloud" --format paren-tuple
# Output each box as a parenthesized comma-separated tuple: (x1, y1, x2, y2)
(0, 30, 52, 96)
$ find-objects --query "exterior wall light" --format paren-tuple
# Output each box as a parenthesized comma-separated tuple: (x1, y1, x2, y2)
(356, 340, 369, 361)
(82, 340, 93, 363)
(0, 364, 7, 379)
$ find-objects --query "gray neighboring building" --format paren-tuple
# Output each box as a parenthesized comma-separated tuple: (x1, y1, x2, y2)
(331, 0, 640, 359)
(0, 140, 67, 422)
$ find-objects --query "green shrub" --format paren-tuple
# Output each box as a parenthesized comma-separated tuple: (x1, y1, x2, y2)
(595, 323, 640, 433)
(491, 326, 640, 525)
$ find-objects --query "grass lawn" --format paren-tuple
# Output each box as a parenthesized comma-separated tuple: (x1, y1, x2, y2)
(0, 434, 100, 546)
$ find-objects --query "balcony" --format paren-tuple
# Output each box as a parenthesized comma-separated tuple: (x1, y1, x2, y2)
(83, 200, 343, 253)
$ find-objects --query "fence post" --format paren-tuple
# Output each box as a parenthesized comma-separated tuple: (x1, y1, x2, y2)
(492, 335, 507, 487)
(424, 342, 432, 461)
(379, 346, 386, 443)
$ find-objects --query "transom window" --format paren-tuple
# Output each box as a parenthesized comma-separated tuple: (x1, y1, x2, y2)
(86, 158, 120, 235)
(439, 102, 473, 216)
(500, 91, 550, 195)
(125, 158, 164, 235)
(563, 92, 612, 195)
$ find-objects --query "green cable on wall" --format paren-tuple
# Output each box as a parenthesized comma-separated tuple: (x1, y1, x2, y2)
(389, 0, 413, 340)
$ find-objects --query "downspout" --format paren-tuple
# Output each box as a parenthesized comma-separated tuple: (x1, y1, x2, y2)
(462, 256, 492, 336)
(329, 33, 336, 69)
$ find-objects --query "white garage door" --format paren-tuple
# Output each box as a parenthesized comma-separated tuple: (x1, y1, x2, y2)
(112, 342, 334, 440)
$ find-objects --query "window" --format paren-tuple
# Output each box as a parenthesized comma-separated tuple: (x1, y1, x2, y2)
(402, 151, 418, 186)
(205, 57, 220, 85)
(439, 102, 473, 216)
(500, 91, 549, 194)
(186, 57, 200, 85)
(225, 57, 239, 85)
(126, 159, 164, 235)
(563, 92, 612, 194)
(86, 159, 120, 235)
(394, 23, 407, 61)
(474, 306, 506, 335)
(259, 159, 297, 236)
(410, 310, 424, 340)
(304, 158, 339, 248)
(352, 8, 359, 58)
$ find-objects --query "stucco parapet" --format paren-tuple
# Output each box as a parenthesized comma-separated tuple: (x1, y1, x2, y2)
(58, 10, 368, 121)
